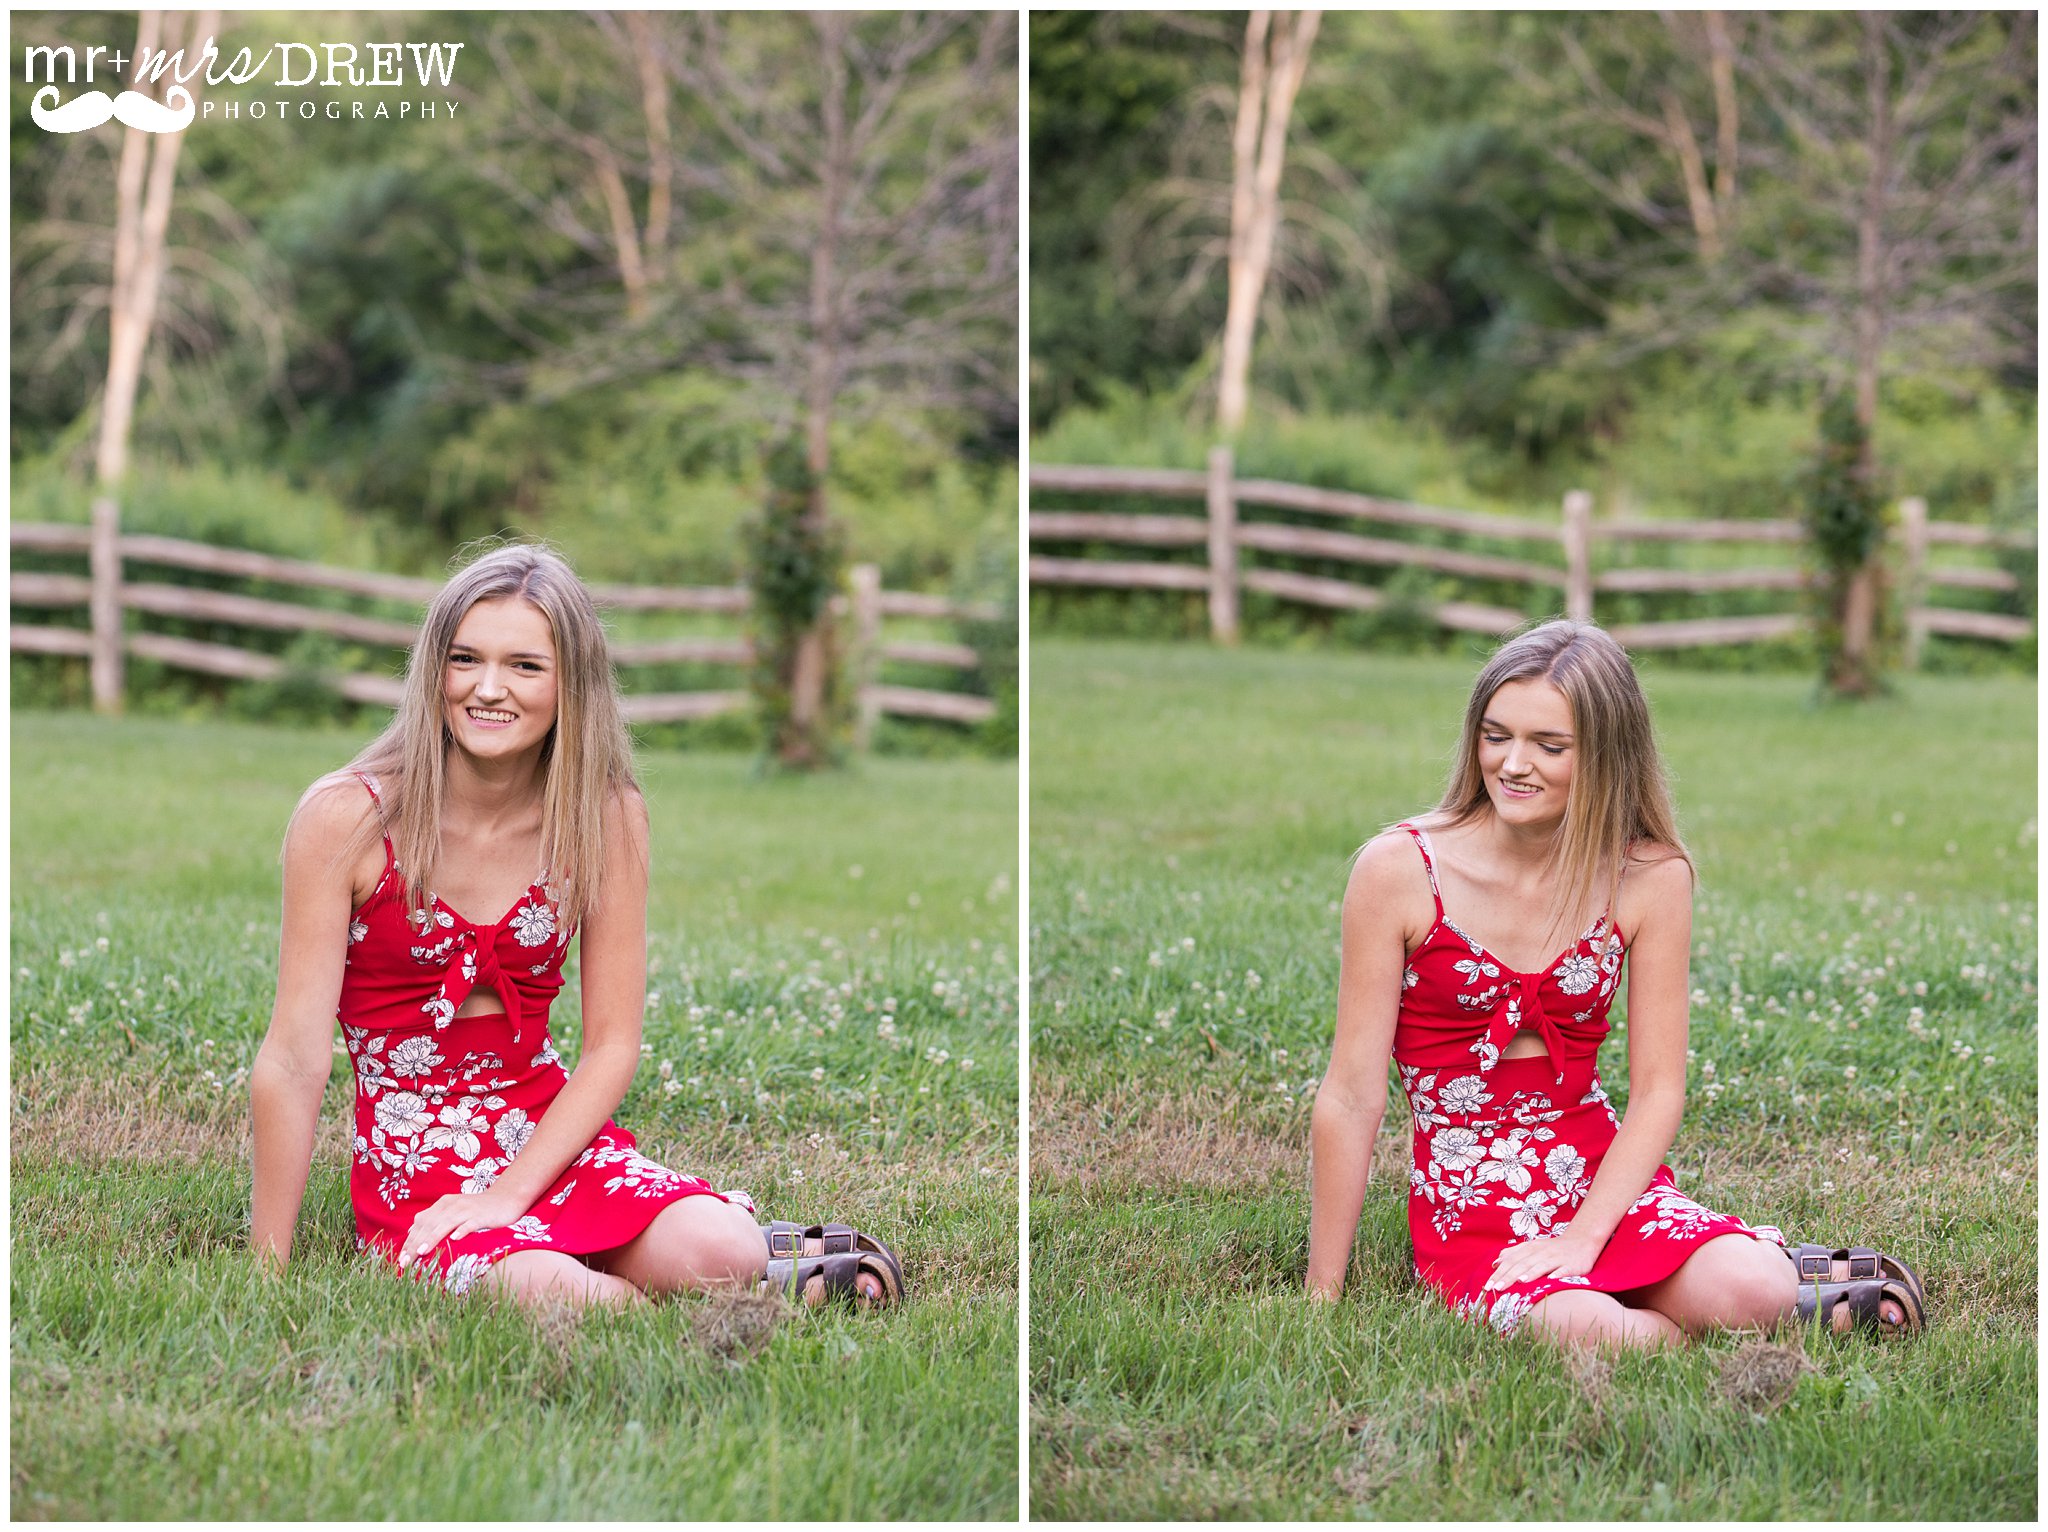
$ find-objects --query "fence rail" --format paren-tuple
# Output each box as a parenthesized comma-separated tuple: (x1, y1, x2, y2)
(1029, 450, 2032, 659)
(10, 525, 999, 734)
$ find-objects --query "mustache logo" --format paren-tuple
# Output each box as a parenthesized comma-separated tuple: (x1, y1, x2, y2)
(32, 84, 196, 134)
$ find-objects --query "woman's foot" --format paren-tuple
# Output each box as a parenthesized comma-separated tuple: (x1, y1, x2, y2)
(1788, 1245, 1924, 1335)
(761, 1221, 905, 1310)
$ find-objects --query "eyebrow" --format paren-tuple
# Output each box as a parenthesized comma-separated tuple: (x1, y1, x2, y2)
(1480, 715, 1572, 740)
(450, 644, 554, 661)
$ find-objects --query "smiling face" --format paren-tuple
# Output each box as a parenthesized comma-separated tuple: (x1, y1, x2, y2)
(441, 597, 560, 764)
(1475, 677, 1575, 828)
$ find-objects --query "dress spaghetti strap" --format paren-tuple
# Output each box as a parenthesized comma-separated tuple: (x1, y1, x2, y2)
(349, 770, 397, 874)
(1396, 821, 1444, 917)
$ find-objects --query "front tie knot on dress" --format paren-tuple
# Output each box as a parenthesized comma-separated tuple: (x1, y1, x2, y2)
(337, 770, 751, 1293)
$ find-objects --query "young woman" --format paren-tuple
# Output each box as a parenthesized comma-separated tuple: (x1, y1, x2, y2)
(1306, 620, 1923, 1348)
(250, 544, 903, 1310)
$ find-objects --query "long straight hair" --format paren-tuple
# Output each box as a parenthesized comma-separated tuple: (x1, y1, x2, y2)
(298, 543, 637, 931)
(1424, 620, 1690, 952)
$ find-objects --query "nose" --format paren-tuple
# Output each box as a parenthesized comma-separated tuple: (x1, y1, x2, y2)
(476, 667, 508, 701)
(1502, 741, 1529, 777)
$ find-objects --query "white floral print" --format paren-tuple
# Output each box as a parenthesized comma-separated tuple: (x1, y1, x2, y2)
(375, 1090, 433, 1139)
(1453, 956, 1501, 986)
(1487, 1290, 1533, 1335)
(442, 1252, 492, 1295)
(1502, 1188, 1558, 1239)
(349, 919, 369, 945)
(1553, 954, 1600, 995)
(1438, 1075, 1492, 1114)
(494, 1107, 535, 1159)
(427, 1098, 488, 1160)
(456, 1157, 504, 1194)
(510, 903, 558, 948)
(1431, 1126, 1485, 1172)
(505, 1215, 552, 1242)
(1476, 1131, 1540, 1193)
(1544, 1144, 1589, 1202)
(388, 1036, 443, 1079)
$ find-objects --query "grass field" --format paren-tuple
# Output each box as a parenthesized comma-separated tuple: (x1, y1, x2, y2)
(11, 713, 1019, 1520)
(1029, 640, 2035, 1520)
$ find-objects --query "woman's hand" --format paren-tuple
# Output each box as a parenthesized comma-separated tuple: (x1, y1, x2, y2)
(398, 1186, 529, 1270)
(1483, 1229, 1605, 1293)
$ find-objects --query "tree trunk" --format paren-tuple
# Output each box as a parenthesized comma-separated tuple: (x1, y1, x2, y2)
(1215, 10, 1320, 441)
(91, 10, 218, 713)
(783, 13, 853, 768)
(1836, 10, 1892, 698)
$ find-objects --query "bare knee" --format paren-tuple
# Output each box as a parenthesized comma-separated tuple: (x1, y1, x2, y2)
(1718, 1241, 1798, 1328)
(596, 1195, 766, 1295)
(682, 1197, 770, 1286)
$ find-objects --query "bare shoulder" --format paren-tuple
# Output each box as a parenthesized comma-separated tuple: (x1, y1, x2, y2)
(1343, 826, 1431, 928)
(1619, 841, 1693, 933)
(286, 775, 378, 858)
(602, 782, 651, 854)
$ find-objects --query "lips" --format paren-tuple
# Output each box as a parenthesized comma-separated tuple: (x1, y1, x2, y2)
(467, 708, 515, 725)
(1500, 779, 1538, 797)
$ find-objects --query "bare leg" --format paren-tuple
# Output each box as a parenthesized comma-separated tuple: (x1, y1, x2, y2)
(1628, 1233, 1800, 1336)
(476, 1249, 649, 1311)
(589, 1196, 889, 1305)
(586, 1194, 768, 1295)
(1518, 1288, 1685, 1351)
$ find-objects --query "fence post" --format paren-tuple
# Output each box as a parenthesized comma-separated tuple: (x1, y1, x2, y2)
(1561, 489, 1593, 624)
(1206, 444, 1239, 644)
(850, 561, 883, 751)
(1899, 495, 1929, 670)
(88, 493, 123, 713)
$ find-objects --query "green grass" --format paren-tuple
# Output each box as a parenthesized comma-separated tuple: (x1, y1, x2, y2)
(1029, 640, 2035, 1520)
(11, 712, 1019, 1521)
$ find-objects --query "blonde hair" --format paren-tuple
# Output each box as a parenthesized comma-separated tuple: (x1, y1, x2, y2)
(301, 542, 638, 931)
(1424, 619, 1690, 950)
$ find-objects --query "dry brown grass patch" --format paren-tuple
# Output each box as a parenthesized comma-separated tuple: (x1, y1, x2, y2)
(1030, 1079, 1406, 1193)
(11, 1057, 352, 1167)
(691, 1286, 787, 1362)
(1714, 1338, 1815, 1413)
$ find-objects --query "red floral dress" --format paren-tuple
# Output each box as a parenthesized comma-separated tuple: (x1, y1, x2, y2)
(1391, 823, 1780, 1335)
(338, 773, 748, 1293)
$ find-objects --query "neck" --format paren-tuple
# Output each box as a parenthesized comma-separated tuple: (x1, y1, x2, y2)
(1473, 807, 1561, 875)
(443, 748, 547, 827)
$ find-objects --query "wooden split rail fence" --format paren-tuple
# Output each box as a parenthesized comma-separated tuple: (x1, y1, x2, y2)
(10, 523, 999, 738)
(1030, 447, 2032, 659)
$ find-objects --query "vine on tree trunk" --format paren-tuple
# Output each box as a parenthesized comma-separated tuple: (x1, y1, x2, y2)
(744, 440, 846, 768)
(1802, 391, 1895, 697)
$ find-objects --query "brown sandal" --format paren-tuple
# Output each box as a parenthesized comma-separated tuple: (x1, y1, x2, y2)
(1787, 1244, 1925, 1336)
(761, 1221, 905, 1308)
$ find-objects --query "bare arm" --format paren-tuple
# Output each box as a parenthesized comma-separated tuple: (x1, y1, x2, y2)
(1483, 851, 1693, 1291)
(397, 788, 651, 1268)
(249, 784, 363, 1268)
(488, 789, 650, 1209)
(1306, 835, 1419, 1301)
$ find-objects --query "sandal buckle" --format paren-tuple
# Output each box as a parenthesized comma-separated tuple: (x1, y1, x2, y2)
(1798, 1255, 1832, 1281)
(1847, 1254, 1878, 1280)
